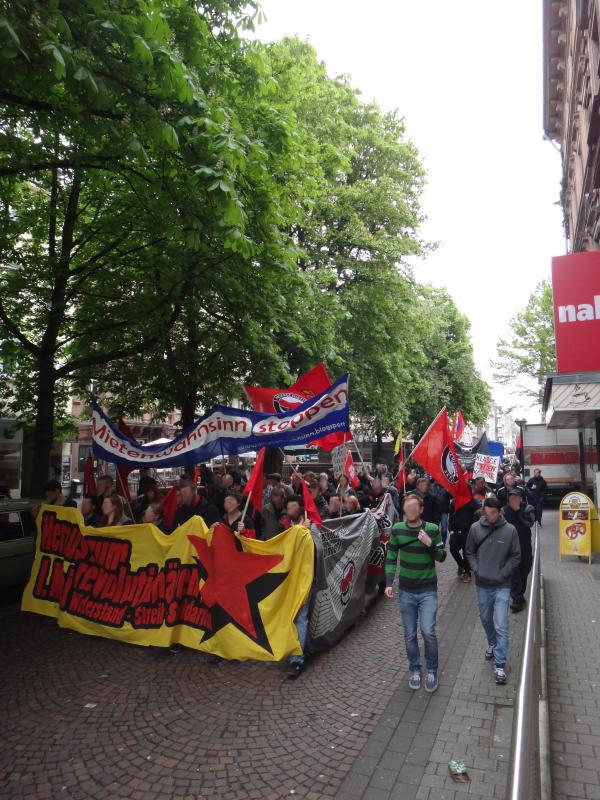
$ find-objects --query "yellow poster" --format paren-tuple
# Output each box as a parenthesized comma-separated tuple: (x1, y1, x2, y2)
(559, 492, 593, 563)
(21, 505, 314, 661)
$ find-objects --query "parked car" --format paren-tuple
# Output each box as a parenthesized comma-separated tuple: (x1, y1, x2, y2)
(0, 500, 38, 590)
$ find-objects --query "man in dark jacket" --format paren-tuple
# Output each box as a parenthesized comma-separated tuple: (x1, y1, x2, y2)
(415, 477, 442, 526)
(174, 477, 220, 528)
(449, 491, 482, 583)
(466, 496, 521, 685)
(260, 487, 286, 540)
(526, 469, 548, 524)
(503, 491, 535, 612)
(496, 473, 526, 507)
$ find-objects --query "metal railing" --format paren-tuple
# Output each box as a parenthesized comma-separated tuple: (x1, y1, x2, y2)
(505, 523, 550, 800)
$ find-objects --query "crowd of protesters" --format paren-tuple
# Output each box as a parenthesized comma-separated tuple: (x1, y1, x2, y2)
(38, 452, 545, 685)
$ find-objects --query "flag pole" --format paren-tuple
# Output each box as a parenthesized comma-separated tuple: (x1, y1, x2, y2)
(116, 468, 135, 523)
(350, 438, 368, 472)
(241, 487, 253, 521)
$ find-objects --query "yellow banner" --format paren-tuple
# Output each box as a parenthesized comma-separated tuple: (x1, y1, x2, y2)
(559, 492, 593, 563)
(22, 505, 314, 661)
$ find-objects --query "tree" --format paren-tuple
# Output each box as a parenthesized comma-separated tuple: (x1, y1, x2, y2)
(405, 287, 491, 435)
(0, 0, 295, 491)
(493, 280, 556, 407)
(262, 39, 427, 435)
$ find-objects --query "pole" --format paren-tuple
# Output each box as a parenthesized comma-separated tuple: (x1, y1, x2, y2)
(350, 438, 368, 471)
(116, 469, 135, 523)
(578, 430, 587, 491)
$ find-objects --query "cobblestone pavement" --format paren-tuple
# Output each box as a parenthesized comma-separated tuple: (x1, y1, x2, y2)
(541, 510, 600, 800)
(0, 546, 459, 800)
(5, 512, 571, 800)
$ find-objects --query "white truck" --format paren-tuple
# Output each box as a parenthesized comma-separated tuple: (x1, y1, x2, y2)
(523, 423, 598, 499)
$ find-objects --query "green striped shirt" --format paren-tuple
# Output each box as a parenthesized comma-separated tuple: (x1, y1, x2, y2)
(385, 521, 446, 592)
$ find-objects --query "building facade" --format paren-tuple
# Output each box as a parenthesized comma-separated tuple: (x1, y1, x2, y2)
(544, 0, 600, 251)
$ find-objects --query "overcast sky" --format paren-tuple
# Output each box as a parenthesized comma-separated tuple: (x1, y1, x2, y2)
(254, 0, 565, 421)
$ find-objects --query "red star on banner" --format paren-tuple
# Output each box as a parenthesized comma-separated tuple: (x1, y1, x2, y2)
(188, 524, 285, 646)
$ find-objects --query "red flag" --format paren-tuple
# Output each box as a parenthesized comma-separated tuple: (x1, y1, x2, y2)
(396, 449, 406, 492)
(161, 486, 179, 528)
(243, 364, 351, 452)
(453, 410, 466, 441)
(301, 479, 323, 527)
(343, 450, 360, 489)
(243, 447, 266, 513)
(411, 408, 471, 510)
(83, 451, 96, 496)
(116, 418, 135, 501)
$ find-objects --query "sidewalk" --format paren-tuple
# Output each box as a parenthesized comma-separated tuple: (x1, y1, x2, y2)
(541, 510, 600, 800)
(336, 555, 525, 800)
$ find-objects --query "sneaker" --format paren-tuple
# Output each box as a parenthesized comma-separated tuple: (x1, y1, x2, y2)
(457, 567, 465, 578)
(484, 645, 495, 661)
(425, 671, 438, 693)
(287, 662, 303, 680)
(494, 667, 507, 685)
(462, 572, 472, 583)
(409, 671, 421, 690)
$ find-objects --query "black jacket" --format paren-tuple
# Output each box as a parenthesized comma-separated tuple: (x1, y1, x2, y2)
(174, 496, 220, 528)
(449, 497, 482, 534)
(497, 485, 527, 507)
(502, 505, 535, 553)
(420, 491, 442, 525)
(526, 477, 548, 497)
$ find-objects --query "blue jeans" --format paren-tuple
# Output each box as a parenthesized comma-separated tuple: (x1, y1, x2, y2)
(290, 600, 310, 665)
(440, 512, 449, 544)
(476, 586, 511, 668)
(399, 590, 438, 672)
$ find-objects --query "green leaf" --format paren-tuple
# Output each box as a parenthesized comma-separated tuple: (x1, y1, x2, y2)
(132, 35, 153, 65)
(0, 18, 20, 47)
(161, 122, 179, 150)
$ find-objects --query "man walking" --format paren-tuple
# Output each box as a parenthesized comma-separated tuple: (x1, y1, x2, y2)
(503, 491, 535, 613)
(384, 494, 446, 692)
(526, 468, 548, 525)
(466, 497, 521, 685)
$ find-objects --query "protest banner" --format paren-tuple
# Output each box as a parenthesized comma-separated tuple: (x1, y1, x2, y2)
(309, 510, 378, 650)
(473, 453, 501, 484)
(330, 444, 346, 479)
(22, 506, 314, 661)
(92, 374, 350, 468)
(243, 363, 351, 451)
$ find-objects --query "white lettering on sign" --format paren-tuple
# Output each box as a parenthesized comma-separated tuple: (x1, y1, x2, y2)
(557, 295, 600, 323)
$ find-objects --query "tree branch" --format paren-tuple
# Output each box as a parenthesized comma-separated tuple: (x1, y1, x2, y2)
(0, 297, 40, 356)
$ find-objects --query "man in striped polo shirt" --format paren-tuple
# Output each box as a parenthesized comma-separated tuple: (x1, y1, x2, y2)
(384, 493, 446, 692)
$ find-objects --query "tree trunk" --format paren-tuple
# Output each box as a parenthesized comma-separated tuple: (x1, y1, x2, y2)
(373, 429, 383, 465)
(263, 447, 284, 476)
(27, 360, 56, 496)
(180, 396, 198, 476)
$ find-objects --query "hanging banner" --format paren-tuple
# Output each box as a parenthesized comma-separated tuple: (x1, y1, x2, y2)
(92, 374, 350, 468)
(22, 506, 314, 661)
(473, 453, 501, 484)
(368, 493, 398, 589)
(559, 492, 593, 564)
(309, 510, 377, 651)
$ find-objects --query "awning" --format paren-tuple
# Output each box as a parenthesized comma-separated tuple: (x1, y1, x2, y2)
(543, 372, 600, 428)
